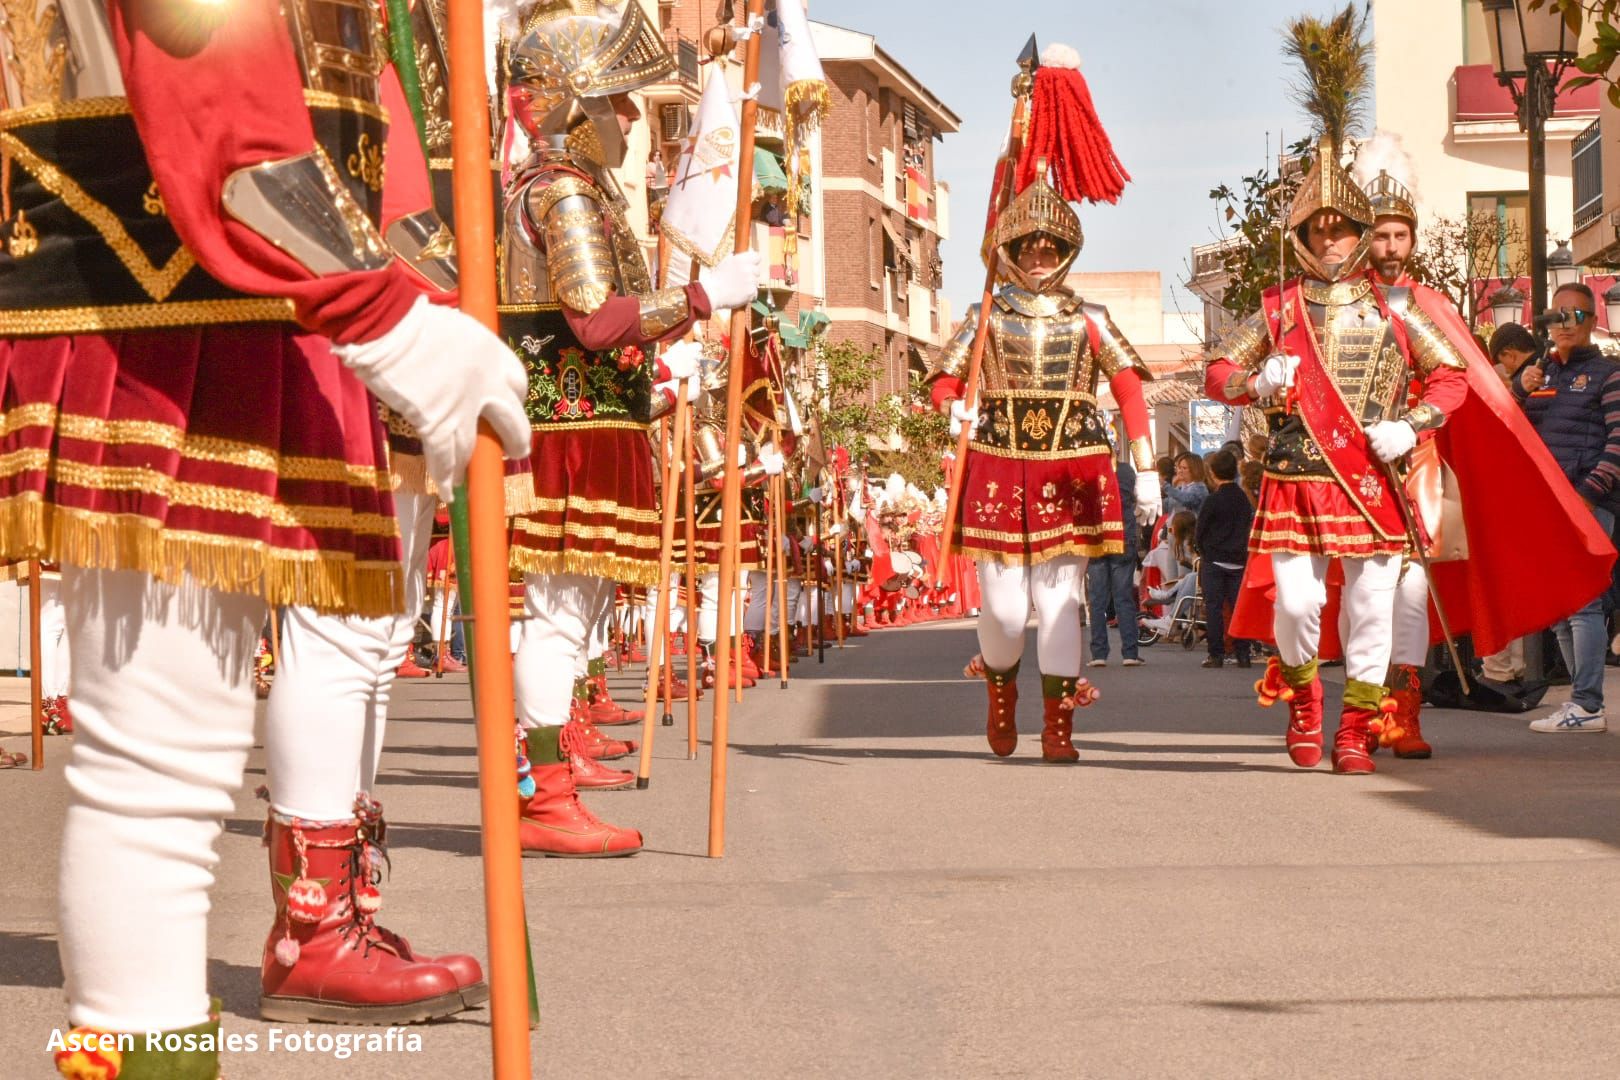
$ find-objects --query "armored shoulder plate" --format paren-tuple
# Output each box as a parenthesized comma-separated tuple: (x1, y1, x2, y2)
(1079, 301, 1150, 380)
(223, 151, 392, 276)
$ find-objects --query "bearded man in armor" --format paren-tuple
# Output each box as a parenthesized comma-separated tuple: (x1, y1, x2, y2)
(498, 0, 760, 856)
(929, 176, 1160, 763)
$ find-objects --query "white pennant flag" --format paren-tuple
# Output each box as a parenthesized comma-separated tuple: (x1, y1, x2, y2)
(660, 69, 740, 288)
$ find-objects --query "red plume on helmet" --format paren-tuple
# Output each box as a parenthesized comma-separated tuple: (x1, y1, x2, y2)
(1014, 43, 1130, 205)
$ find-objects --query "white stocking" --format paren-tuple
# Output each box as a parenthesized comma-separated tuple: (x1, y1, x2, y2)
(39, 574, 70, 698)
(1341, 554, 1402, 685)
(975, 560, 1031, 672)
(1389, 559, 1430, 669)
(59, 567, 263, 1031)
(513, 572, 611, 728)
(1030, 555, 1087, 679)
(743, 570, 768, 634)
(697, 571, 720, 644)
(1271, 552, 1329, 667)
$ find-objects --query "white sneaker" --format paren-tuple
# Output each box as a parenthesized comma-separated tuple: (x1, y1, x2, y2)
(1088, 658, 1107, 668)
(1122, 658, 1145, 667)
(1529, 701, 1608, 733)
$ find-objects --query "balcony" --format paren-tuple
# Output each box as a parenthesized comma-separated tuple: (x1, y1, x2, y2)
(1574, 120, 1603, 234)
(1451, 63, 1597, 143)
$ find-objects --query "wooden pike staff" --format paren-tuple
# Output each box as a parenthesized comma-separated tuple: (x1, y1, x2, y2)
(936, 38, 1039, 587)
(446, 0, 530, 1072)
(775, 471, 791, 686)
(683, 405, 700, 758)
(27, 559, 42, 769)
(636, 395, 691, 787)
(709, 0, 766, 858)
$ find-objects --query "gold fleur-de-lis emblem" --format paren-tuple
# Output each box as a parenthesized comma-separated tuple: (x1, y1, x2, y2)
(142, 182, 167, 216)
(347, 133, 386, 193)
(1021, 407, 1054, 441)
(7, 210, 38, 258)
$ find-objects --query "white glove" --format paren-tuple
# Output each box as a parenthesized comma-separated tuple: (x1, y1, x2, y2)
(948, 397, 979, 437)
(698, 250, 763, 312)
(660, 339, 703, 381)
(758, 442, 786, 475)
(653, 374, 702, 406)
(335, 296, 530, 499)
(1365, 419, 1418, 463)
(1253, 353, 1301, 398)
(808, 486, 823, 504)
(1134, 471, 1162, 527)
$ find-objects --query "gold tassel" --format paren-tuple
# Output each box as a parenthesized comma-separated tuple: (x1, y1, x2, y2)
(507, 546, 660, 588)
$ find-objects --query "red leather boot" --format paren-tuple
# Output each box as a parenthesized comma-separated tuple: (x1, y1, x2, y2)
(520, 726, 643, 857)
(654, 669, 699, 701)
(1386, 664, 1431, 758)
(570, 712, 637, 759)
(1332, 679, 1390, 775)
(1258, 657, 1324, 768)
(1039, 675, 1081, 763)
(738, 635, 762, 680)
(260, 803, 476, 1023)
(560, 720, 635, 789)
(983, 661, 1020, 757)
(586, 662, 643, 727)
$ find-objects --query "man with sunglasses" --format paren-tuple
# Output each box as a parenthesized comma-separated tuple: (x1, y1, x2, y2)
(1516, 283, 1620, 732)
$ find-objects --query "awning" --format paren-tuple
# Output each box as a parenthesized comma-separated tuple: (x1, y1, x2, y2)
(753, 147, 789, 194)
(779, 310, 830, 349)
(879, 214, 912, 268)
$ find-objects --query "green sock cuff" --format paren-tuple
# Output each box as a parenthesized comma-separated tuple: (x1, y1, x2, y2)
(1280, 657, 1319, 689)
(587, 657, 607, 677)
(526, 725, 566, 764)
(983, 659, 1020, 687)
(1343, 678, 1389, 712)
(572, 677, 589, 700)
(1041, 674, 1080, 700)
(115, 999, 222, 1079)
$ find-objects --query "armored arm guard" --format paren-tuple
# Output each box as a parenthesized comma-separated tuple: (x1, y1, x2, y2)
(1398, 303, 1469, 433)
(1205, 309, 1272, 404)
(928, 304, 979, 408)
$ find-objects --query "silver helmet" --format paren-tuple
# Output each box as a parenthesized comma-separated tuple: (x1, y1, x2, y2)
(507, 0, 675, 168)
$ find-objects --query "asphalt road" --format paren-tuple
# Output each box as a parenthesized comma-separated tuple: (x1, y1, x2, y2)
(3, 620, 1619, 1078)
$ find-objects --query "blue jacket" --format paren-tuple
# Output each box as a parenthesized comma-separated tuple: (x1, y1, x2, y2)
(1117, 459, 1138, 560)
(1516, 344, 1620, 511)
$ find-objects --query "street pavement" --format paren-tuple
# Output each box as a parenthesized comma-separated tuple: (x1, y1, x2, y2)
(3, 621, 1620, 1078)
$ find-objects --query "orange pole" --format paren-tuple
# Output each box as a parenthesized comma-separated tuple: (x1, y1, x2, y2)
(709, 0, 765, 858)
(28, 559, 42, 770)
(774, 472, 790, 687)
(448, 0, 530, 1073)
(936, 68, 1034, 587)
(683, 405, 700, 759)
(636, 395, 688, 787)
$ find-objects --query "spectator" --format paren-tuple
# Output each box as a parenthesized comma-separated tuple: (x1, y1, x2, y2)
(1165, 452, 1209, 516)
(1194, 449, 1254, 669)
(1142, 511, 1198, 636)
(1239, 458, 1264, 506)
(1490, 322, 1540, 389)
(1244, 433, 1269, 462)
(1515, 282, 1620, 731)
(1087, 457, 1144, 667)
(1156, 454, 1175, 490)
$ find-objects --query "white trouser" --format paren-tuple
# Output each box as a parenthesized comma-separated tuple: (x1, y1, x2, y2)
(1272, 552, 1402, 684)
(794, 581, 822, 624)
(514, 572, 612, 727)
(1388, 560, 1430, 669)
(265, 488, 436, 820)
(38, 576, 70, 698)
(974, 556, 1088, 677)
(642, 576, 688, 636)
(744, 570, 767, 634)
(696, 570, 745, 644)
(60, 567, 264, 1031)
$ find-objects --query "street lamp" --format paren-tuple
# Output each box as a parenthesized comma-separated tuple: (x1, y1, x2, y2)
(1490, 284, 1527, 328)
(1605, 280, 1620, 331)
(1482, 0, 1578, 326)
(1547, 238, 1585, 291)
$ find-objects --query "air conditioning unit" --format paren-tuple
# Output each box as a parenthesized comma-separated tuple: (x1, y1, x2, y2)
(660, 102, 689, 143)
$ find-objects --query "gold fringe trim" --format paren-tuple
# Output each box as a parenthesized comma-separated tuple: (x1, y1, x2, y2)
(951, 539, 1123, 566)
(0, 96, 130, 130)
(0, 298, 294, 335)
(389, 450, 432, 498)
(507, 547, 660, 588)
(302, 89, 390, 125)
(511, 519, 661, 547)
(0, 498, 403, 617)
(523, 494, 660, 522)
(505, 472, 541, 515)
(967, 441, 1111, 462)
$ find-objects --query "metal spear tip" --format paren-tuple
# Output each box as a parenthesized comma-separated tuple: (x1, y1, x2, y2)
(1017, 34, 1040, 72)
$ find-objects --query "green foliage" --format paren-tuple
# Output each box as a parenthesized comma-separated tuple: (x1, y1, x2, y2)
(1535, 1, 1620, 108)
(812, 341, 950, 490)
(1206, 138, 1312, 318)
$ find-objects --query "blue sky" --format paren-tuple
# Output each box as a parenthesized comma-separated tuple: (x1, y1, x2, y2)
(809, 0, 1358, 329)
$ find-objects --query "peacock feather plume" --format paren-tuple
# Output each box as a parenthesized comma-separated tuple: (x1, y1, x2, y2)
(1282, 2, 1372, 152)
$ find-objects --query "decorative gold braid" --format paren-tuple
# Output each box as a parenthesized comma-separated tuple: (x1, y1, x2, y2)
(0, 131, 196, 300)
(302, 89, 391, 125)
(0, 298, 294, 335)
(506, 546, 661, 587)
(0, 96, 129, 130)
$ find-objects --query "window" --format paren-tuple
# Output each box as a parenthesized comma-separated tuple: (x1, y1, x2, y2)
(1468, 191, 1530, 279)
(869, 217, 880, 288)
(1461, 0, 1493, 66)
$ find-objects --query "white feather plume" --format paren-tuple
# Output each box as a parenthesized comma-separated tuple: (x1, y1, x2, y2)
(1040, 43, 1082, 70)
(1352, 130, 1420, 204)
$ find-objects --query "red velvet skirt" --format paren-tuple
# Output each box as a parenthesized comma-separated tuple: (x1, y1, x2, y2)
(954, 444, 1124, 565)
(1250, 474, 1406, 558)
(0, 327, 402, 615)
(508, 423, 660, 586)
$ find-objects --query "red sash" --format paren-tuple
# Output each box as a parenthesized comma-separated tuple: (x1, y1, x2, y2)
(1261, 281, 1405, 541)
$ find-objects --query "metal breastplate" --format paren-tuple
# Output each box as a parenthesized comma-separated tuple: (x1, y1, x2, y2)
(981, 288, 1097, 397)
(0, 0, 387, 335)
(1302, 277, 1409, 424)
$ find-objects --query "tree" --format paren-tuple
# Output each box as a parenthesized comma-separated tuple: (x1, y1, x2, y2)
(812, 340, 949, 490)
(1410, 210, 1530, 326)
(1537, 2, 1620, 103)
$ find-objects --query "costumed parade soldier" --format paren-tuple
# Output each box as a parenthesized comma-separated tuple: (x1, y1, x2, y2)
(1207, 9, 1615, 775)
(930, 44, 1159, 763)
(499, 0, 760, 856)
(0, 0, 532, 1073)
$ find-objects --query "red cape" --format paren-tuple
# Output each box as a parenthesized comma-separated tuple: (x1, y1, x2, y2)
(1229, 279, 1615, 658)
